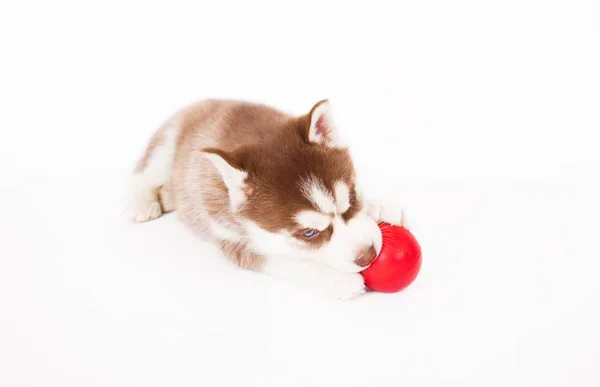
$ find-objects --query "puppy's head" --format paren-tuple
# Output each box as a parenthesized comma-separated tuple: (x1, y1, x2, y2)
(203, 100, 382, 272)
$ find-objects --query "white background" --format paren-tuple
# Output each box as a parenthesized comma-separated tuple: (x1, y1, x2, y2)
(1, 0, 599, 386)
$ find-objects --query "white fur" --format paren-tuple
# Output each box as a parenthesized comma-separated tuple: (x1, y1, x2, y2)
(208, 218, 244, 243)
(125, 118, 180, 222)
(334, 181, 351, 213)
(317, 214, 382, 272)
(243, 221, 308, 257)
(295, 210, 331, 231)
(203, 153, 248, 213)
(367, 199, 408, 227)
(247, 176, 385, 274)
(125, 180, 162, 223)
(245, 207, 382, 274)
(308, 101, 345, 148)
(262, 256, 365, 300)
(300, 175, 336, 214)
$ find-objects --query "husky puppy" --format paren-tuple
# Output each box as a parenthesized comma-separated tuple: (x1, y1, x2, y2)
(126, 99, 406, 299)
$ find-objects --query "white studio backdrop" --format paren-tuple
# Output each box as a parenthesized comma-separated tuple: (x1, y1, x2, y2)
(1, 0, 598, 184)
(1, 1, 599, 387)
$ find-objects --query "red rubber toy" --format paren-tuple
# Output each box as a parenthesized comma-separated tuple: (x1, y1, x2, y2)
(360, 223, 422, 293)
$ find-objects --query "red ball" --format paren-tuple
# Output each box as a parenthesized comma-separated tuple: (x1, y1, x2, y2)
(361, 223, 422, 293)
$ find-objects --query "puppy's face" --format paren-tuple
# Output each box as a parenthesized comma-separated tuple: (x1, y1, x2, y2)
(204, 100, 382, 273)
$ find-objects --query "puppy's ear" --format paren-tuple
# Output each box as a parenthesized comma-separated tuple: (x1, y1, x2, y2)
(202, 147, 249, 212)
(304, 99, 345, 148)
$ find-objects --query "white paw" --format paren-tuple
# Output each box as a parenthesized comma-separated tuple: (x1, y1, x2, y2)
(125, 199, 162, 223)
(368, 201, 408, 228)
(318, 271, 366, 300)
(124, 176, 163, 223)
(262, 258, 366, 300)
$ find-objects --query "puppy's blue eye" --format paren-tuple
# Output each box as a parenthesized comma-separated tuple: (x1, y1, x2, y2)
(303, 229, 318, 238)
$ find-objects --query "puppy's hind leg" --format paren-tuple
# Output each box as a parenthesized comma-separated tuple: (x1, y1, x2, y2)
(125, 117, 180, 222)
(157, 185, 175, 213)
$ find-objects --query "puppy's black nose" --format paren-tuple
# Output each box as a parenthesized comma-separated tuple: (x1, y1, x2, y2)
(354, 245, 377, 267)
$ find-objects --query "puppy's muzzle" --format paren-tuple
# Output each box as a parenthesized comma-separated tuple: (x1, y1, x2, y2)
(354, 245, 377, 267)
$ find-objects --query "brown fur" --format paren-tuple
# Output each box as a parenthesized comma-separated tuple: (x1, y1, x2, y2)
(158, 185, 174, 213)
(140, 99, 364, 271)
(220, 240, 264, 271)
(200, 102, 361, 234)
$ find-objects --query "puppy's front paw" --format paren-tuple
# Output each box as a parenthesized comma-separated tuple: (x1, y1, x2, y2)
(368, 201, 409, 228)
(319, 271, 366, 300)
(262, 258, 366, 300)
